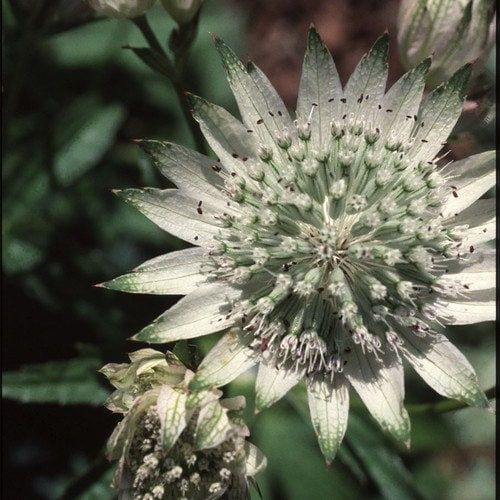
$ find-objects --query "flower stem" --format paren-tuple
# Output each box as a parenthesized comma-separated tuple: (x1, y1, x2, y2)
(132, 15, 207, 154)
(405, 386, 496, 415)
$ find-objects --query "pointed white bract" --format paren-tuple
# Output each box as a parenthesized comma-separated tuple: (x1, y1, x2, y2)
(103, 247, 207, 295)
(399, 333, 489, 408)
(306, 376, 350, 464)
(102, 349, 266, 499)
(255, 359, 302, 412)
(344, 347, 411, 447)
(108, 29, 495, 462)
(190, 329, 258, 391)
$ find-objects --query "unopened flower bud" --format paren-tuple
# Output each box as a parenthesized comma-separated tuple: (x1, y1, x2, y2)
(397, 0, 496, 87)
(89, 0, 156, 18)
(161, 0, 203, 25)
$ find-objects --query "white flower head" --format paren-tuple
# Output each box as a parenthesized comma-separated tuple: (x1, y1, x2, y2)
(103, 349, 266, 499)
(88, 0, 156, 18)
(105, 28, 495, 463)
(397, 0, 496, 87)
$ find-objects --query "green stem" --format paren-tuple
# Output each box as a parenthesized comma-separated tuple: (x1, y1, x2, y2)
(132, 15, 206, 154)
(169, 10, 201, 77)
(133, 14, 170, 60)
(405, 386, 496, 415)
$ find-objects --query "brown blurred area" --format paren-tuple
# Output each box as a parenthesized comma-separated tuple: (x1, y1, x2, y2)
(229, 0, 404, 107)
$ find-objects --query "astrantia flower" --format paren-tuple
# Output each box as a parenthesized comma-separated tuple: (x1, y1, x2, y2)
(398, 0, 496, 87)
(88, 0, 156, 19)
(102, 349, 266, 499)
(104, 29, 495, 462)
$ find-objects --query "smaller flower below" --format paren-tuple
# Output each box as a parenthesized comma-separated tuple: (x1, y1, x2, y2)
(88, 0, 156, 19)
(102, 349, 266, 499)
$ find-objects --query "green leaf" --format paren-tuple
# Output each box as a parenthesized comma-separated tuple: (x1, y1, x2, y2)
(54, 101, 125, 186)
(2, 357, 109, 405)
(287, 388, 421, 498)
(253, 405, 361, 500)
(347, 414, 424, 500)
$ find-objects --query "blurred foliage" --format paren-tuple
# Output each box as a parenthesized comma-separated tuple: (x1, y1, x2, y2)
(2, 0, 495, 499)
(2, 352, 109, 405)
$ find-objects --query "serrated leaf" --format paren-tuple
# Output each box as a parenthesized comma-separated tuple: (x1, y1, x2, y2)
(2, 357, 109, 405)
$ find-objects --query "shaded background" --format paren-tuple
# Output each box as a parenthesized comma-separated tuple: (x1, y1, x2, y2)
(2, 0, 496, 498)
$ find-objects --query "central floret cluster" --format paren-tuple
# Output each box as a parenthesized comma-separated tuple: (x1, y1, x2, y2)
(206, 104, 452, 380)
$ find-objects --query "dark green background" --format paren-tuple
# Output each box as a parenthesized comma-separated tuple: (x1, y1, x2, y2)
(2, 1, 495, 498)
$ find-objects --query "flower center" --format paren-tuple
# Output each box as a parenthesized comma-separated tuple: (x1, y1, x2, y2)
(203, 113, 464, 378)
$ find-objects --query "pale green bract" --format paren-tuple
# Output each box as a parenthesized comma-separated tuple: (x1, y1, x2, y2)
(397, 0, 496, 87)
(105, 29, 496, 463)
(102, 349, 266, 499)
